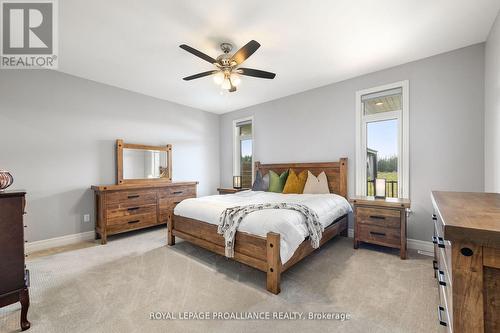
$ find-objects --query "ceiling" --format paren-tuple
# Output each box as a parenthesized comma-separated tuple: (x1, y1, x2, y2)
(58, 0, 500, 114)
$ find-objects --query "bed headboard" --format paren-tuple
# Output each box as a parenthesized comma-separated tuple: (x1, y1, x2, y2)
(254, 158, 348, 198)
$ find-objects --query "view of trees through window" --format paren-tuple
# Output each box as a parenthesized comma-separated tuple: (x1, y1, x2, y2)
(238, 123, 253, 188)
(366, 119, 398, 197)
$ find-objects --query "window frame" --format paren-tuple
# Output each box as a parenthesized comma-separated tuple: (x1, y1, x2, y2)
(232, 116, 254, 185)
(355, 81, 409, 198)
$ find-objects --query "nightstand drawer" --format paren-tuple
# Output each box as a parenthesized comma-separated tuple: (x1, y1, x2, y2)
(357, 224, 401, 248)
(357, 207, 401, 228)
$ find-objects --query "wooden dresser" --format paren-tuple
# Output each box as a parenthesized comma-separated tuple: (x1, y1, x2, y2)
(432, 191, 500, 332)
(92, 182, 197, 244)
(0, 191, 30, 331)
(350, 196, 410, 259)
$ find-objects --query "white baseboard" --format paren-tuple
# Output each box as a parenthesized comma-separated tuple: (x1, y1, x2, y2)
(25, 231, 95, 253)
(407, 238, 434, 256)
(347, 228, 433, 256)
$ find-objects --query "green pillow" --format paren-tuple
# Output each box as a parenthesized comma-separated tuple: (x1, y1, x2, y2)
(268, 170, 289, 193)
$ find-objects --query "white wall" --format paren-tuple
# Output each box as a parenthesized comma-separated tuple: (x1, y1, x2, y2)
(220, 44, 485, 242)
(0, 70, 220, 242)
(485, 11, 500, 193)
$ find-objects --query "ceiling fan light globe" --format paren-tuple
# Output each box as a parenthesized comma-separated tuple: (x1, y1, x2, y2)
(230, 73, 241, 86)
(213, 72, 225, 85)
(221, 79, 231, 90)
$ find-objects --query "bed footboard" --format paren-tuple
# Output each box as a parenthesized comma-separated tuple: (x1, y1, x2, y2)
(168, 214, 348, 294)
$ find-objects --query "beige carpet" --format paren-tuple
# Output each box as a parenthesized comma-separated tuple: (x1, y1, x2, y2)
(0, 226, 439, 333)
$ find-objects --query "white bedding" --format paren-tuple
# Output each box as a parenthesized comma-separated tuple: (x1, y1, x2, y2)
(174, 191, 352, 263)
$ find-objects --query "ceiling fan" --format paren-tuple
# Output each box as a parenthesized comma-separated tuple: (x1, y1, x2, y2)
(179, 40, 276, 92)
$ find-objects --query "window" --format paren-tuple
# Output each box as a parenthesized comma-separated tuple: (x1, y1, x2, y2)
(233, 117, 253, 188)
(355, 81, 409, 198)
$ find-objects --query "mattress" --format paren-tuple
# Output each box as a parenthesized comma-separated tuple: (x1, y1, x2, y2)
(174, 191, 352, 263)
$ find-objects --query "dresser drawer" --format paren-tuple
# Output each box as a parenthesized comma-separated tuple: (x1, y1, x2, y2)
(356, 207, 401, 229)
(159, 185, 196, 198)
(106, 212, 157, 230)
(438, 287, 452, 332)
(433, 217, 452, 278)
(159, 199, 190, 222)
(106, 204, 156, 222)
(159, 211, 172, 223)
(158, 186, 196, 221)
(357, 224, 400, 248)
(106, 190, 157, 208)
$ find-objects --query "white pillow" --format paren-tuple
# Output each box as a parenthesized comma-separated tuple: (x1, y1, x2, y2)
(302, 171, 330, 194)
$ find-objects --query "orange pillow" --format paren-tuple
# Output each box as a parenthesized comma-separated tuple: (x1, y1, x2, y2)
(282, 169, 308, 194)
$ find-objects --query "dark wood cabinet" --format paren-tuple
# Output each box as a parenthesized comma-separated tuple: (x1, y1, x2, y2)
(0, 191, 30, 331)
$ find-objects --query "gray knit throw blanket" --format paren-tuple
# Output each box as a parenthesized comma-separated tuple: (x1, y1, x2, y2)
(217, 203, 323, 258)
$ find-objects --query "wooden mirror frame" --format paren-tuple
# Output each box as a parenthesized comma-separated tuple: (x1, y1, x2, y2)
(116, 139, 172, 185)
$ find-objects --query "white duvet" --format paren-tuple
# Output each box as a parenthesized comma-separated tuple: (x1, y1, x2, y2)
(174, 191, 352, 263)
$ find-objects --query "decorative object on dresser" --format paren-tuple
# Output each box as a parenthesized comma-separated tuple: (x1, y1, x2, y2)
(350, 196, 410, 259)
(431, 191, 500, 332)
(0, 191, 30, 331)
(170, 159, 348, 294)
(217, 187, 249, 195)
(91, 140, 197, 244)
(0, 170, 14, 191)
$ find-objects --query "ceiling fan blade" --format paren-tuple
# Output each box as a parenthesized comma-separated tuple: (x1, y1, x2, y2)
(231, 40, 261, 65)
(183, 70, 218, 81)
(179, 44, 217, 64)
(238, 68, 276, 79)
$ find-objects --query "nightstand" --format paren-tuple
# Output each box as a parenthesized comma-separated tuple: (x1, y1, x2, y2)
(350, 196, 410, 259)
(217, 188, 250, 195)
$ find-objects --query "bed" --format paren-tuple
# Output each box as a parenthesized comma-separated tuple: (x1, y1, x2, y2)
(168, 159, 349, 294)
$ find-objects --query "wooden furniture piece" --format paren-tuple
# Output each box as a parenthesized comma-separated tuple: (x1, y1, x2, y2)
(217, 187, 250, 195)
(350, 196, 410, 259)
(92, 182, 197, 244)
(116, 139, 172, 185)
(431, 191, 500, 332)
(169, 159, 348, 294)
(0, 191, 30, 331)
(93, 140, 198, 244)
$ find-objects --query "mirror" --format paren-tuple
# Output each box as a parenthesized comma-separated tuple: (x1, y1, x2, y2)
(116, 140, 172, 185)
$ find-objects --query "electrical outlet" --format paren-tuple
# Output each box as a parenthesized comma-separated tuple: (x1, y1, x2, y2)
(83, 214, 91, 223)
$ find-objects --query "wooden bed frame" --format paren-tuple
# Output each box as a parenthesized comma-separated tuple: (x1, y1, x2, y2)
(168, 158, 348, 294)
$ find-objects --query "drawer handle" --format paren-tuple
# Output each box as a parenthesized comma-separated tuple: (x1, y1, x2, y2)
(127, 207, 140, 211)
(432, 236, 445, 248)
(369, 215, 386, 220)
(370, 231, 386, 237)
(432, 260, 438, 271)
(172, 191, 183, 195)
(128, 220, 140, 224)
(127, 195, 140, 199)
(438, 270, 446, 286)
(437, 306, 448, 327)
